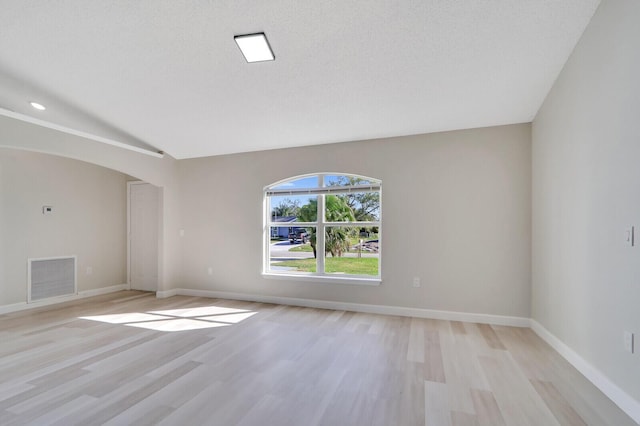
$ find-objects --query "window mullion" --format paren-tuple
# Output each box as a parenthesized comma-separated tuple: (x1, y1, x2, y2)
(317, 175, 326, 274)
(323, 221, 380, 227)
(268, 221, 317, 227)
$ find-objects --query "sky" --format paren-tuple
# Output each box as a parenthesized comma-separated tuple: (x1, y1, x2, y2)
(269, 174, 380, 221)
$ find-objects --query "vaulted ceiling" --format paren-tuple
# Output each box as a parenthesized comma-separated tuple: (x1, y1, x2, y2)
(0, 1, 600, 159)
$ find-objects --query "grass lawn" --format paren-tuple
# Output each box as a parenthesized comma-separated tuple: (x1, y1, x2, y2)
(274, 257, 378, 275)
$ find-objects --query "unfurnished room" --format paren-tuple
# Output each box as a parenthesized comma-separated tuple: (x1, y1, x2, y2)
(0, 1, 639, 425)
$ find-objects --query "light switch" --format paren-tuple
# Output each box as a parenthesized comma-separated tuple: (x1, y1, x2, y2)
(42, 206, 53, 215)
(624, 227, 634, 246)
(624, 331, 634, 353)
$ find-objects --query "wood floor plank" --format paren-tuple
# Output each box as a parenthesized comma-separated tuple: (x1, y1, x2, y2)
(425, 380, 452, 426)
(4, 369, 111, 423)
(25, 395, 97, 426)
(408, 318, 426, 362)
(0, 409, 19, 424)
(114, 405, 175, 426)
(470, 389, 506, 426)
(424, 330, 446, 383)
(478, 352, 559, 426)
(79, 360, 202, 425)
(156, 381, 226, 425)
(476, 324, 506, 350)
(27, 332, 160, 387)
(235, 393, 291, 426)
(450, 321, 467, 336)
(0, 383, 34, 403)
(451, 411, 478, 426)
(439, 321, 490, 414)
(101, 365, 215, 425)
(530, 380, 587, 426)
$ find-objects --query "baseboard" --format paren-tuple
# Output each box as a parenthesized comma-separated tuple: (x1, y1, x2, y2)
(78, 284, 127, 298)
(531, 320, 640, 424)
(170, 288, 530, 327)
(155, 289, 178, 299)
(0, 284, 127, 315)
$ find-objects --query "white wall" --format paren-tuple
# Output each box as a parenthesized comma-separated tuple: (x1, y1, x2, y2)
(0, 148, 128, 305)
(0, 115, 175, 187)
(0, 115, 182, 294)
(532, 0, 640, 404)
(177, 124, 531, 317)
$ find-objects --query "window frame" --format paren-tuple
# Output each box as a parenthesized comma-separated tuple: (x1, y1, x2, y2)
(263, 173, 382, 285)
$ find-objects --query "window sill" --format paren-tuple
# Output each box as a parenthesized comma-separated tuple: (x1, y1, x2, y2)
(262, 272, 381, 286)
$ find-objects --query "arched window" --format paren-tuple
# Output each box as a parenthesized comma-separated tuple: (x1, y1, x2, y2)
(264, 173, 381, 283)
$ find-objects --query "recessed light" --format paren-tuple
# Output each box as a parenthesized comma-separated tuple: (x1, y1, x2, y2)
(30, 102, 46, 111)
(234, 33, 275, 63)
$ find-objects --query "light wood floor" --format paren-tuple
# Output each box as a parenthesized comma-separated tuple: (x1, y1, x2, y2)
(0, 291, 634, 426)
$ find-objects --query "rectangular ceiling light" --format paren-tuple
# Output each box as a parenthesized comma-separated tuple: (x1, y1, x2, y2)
(234, 33, 275, 63)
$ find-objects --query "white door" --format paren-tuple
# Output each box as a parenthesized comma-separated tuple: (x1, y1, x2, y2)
(128, 182, 159, 292)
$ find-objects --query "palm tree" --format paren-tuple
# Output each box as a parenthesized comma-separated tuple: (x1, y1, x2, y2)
(324, 195, 357, 256)
(298, 200, 319, 257)
(297, 196, 356, 258)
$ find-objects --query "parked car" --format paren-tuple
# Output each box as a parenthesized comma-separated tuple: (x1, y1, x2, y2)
(289, 228, 309, 244)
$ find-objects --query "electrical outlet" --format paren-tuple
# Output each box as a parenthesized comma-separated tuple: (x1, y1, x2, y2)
(412, 277, 421, 288)
(624, 331, 634, 353)
(207, 267, 213, 276)
(86, 266, 93, 275)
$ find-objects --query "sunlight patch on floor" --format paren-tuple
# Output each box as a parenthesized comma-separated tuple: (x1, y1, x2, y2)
(197, 311, 258, 324)
(80, 312, 172, 324)
(125, 318, 230, 332)
(149, 306, 250, 317)
(79, 305, 257, 331)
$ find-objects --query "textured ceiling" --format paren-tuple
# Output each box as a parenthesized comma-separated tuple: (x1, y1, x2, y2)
(0, 1, 600, 159)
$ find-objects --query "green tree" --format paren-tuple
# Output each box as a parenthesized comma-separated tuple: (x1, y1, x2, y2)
(298, 200, 319, 257)
(324, 195, 357, 257)
(329, 176, 380, 237)
(328, 176, 380, 221)
(297, 195, 357, 258)
(272, 198, 301, 219)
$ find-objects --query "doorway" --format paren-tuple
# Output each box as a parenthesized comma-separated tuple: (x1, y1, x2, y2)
(127, 181, 159, 292)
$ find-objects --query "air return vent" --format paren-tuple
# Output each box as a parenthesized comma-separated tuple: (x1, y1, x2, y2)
(28, 256, 77, 302)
